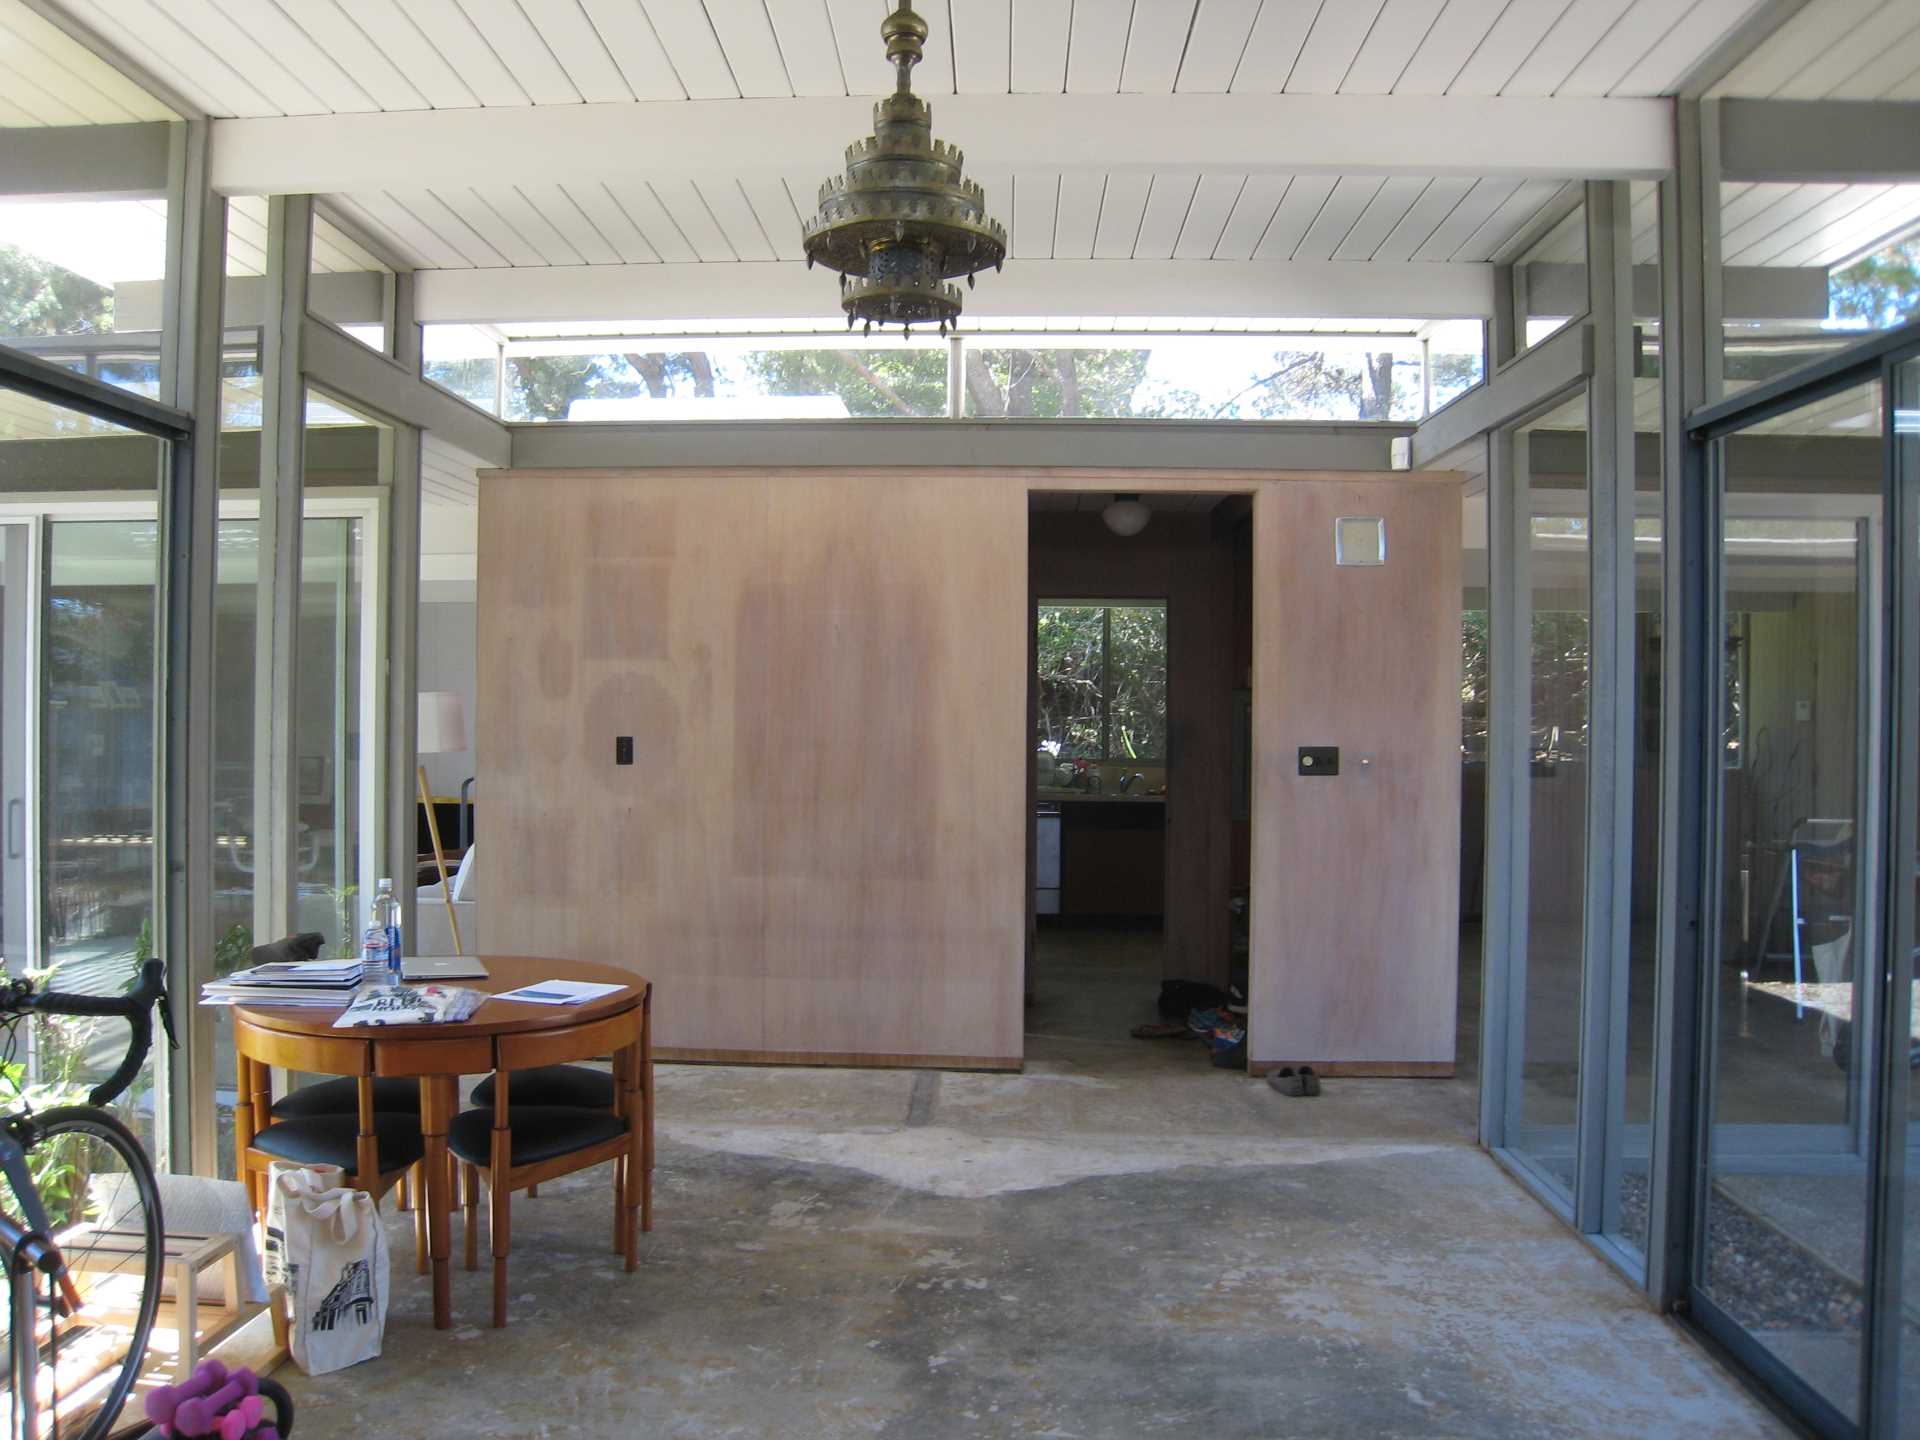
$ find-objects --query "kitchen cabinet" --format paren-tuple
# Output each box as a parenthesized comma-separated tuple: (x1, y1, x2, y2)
(1053, 797, 1165, 917)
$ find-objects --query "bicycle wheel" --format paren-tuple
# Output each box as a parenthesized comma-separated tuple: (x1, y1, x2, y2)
(0, 1106, 162, 1440)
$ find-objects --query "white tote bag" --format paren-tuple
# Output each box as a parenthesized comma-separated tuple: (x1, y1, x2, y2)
(275, 1169, 390, 1376)
(262, 1161, 344, 1289)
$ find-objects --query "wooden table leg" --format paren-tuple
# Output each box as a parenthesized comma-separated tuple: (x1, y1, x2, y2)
(641, 990, 654, 1233)
(234, 1053, 256, 1215)
(419, 1074, 456, 1329)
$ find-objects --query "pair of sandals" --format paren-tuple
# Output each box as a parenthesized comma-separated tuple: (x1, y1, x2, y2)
(1268, 1065, 1321, 1098)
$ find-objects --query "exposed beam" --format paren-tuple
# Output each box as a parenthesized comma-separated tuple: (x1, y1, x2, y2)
(117, 273, 388, 331)
(504, 419, 1412, 474)
(303, 318, 511, 467)
(1407, 321, 1593, 468)
(1516, 263, 1829, 321)
(1720, 99, 1920, 182)
(0, 121, 169, 199)
(416, 259, 1494, 324)
(255, 194, 310, 943)
(210, 94, 1672, 195)
(0, 340, 189, 437)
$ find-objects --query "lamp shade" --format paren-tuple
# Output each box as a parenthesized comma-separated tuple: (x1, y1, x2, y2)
(417, 690, 468, 756)
(1102, 495, 1151, 537)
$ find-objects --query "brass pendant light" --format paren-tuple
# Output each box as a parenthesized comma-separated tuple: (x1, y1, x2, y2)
(800, 2, 1006, 336)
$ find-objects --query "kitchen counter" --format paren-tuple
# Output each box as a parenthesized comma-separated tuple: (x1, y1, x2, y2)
(1036, 788, 1166, 804)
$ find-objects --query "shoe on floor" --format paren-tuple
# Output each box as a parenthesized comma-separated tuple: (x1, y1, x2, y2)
(1298, 1065, 1322, 1097)
(1268, 1066, 1307, 1097)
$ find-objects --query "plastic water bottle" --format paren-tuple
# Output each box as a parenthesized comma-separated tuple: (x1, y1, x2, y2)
(363, 878, 403, 983)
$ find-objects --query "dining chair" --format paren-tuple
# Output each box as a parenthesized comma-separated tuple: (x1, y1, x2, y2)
(467, 1063, 616, 1200)
(233, 1019, 429, 1268)
(450, 999, 651, 1327)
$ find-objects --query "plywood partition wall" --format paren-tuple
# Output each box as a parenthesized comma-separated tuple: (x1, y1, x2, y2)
(1247, 479, 1464, 1074)
(477, 470, 1028, 1066)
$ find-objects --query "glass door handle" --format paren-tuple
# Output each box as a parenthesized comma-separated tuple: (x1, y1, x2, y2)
(7, 798, 21, 860)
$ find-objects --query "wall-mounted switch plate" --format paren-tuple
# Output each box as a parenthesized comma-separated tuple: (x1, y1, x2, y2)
(1298, 746, 1339, 776)
(615, 736, 634, 765)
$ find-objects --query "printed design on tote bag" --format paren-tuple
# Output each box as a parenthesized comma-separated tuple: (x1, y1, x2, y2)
(311, 1258, 376, 1331)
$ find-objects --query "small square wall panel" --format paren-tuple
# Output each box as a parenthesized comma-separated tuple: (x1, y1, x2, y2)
(1335, 517, 1386, 566)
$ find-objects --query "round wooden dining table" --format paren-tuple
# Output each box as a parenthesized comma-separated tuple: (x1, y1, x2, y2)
(229, 956, 653, 1330)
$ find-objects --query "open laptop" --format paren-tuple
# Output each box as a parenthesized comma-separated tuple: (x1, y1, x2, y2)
(401, 955, 490, 981)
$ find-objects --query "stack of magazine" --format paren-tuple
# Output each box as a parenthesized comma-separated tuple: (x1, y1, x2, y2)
(332, 984, 487, 1028)
(200, 956, 367, 1007)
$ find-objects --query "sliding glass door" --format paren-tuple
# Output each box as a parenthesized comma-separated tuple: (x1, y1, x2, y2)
(1682, 334, 1920, 1436)
(0, 389, 168, 1146)
(1695, 379, 1882, 1429)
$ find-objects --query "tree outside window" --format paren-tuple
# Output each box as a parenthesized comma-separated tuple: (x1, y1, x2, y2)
(1036, 602, 1167, 763)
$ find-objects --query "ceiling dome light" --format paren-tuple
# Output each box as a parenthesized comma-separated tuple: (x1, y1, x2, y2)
(800, 3, 1006, 337)
(1103, 495, 1151, 537)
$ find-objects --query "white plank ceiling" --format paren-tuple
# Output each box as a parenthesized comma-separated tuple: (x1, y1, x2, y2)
(0, 0, 175, 126)
(11, 0, 1919, 329)
(34, 0, 1785, 117)
(1712, 0, 1920, 99)
(325, 171, 1585, 272)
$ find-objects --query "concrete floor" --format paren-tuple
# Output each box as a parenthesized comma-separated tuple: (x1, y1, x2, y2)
(281, 926, 1792, 1439)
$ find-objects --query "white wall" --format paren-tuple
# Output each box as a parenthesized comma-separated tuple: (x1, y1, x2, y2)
(418, 600, 476, 800)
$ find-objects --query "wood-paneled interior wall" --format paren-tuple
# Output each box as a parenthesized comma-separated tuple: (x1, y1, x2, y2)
(1247, 480, 1463, 1074)
(481, 467, 1461, 1072)
(477, 470, 1027, 1065)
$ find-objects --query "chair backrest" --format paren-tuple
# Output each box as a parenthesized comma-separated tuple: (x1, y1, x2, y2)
(489, 1007, 643, 1129)
(233, 1018, 372, 1077)
(494, 1009, 641, 1076)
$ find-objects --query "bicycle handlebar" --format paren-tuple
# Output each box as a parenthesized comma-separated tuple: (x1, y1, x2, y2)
(14, 958, 174, 1108)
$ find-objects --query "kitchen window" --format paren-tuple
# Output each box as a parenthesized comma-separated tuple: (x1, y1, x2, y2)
(1035, 601, 1167, 763)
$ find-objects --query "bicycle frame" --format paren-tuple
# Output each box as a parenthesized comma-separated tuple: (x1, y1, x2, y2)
(0, 1210, 52, 1440)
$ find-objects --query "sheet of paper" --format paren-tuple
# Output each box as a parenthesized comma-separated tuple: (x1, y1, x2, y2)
(491, 980, 625, 1006)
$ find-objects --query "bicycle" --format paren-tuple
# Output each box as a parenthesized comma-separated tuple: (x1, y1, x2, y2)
(0, 957, 174, 1440)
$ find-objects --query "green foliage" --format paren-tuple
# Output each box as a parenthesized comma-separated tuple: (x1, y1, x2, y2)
(1457, 607, 1593, 763)
(2, 979, 102, 1210)
(1037, 606, 1105, 759)
(965, 349, 1152, 416)
(1830, 236, 1920, 329)
(746, 348, 947, 415)
(328, 884, 359, 958)
(215, 922, 254, 978)
(1462, 610, 1489, 759)
(0, 242, 112, 338)
(1194, 349, 1416, 420)
(497, 340, 1453, 422)
(424, 357, 497, 411)
(1035, 604, 1167, 761)
(504, 351, 724, 420)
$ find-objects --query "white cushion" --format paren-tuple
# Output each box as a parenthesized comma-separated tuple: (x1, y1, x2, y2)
(452, 844, 478, 902)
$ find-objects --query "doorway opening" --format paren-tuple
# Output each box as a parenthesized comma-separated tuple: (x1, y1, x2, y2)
(1025, 491, 1248, 1074)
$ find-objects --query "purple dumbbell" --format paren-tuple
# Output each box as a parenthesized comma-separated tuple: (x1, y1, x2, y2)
(175, 1368, 258, 1436)
(145, 1359, 230, 1432)
(218, 1394, 266, 1440)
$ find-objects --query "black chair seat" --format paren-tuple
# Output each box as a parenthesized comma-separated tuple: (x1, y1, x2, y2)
(251, 1113, 426, 1175)
(470, 1065, 615, 1110)
(270, 1076, 422, 1120)
(449, 1106, 626, 1169)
